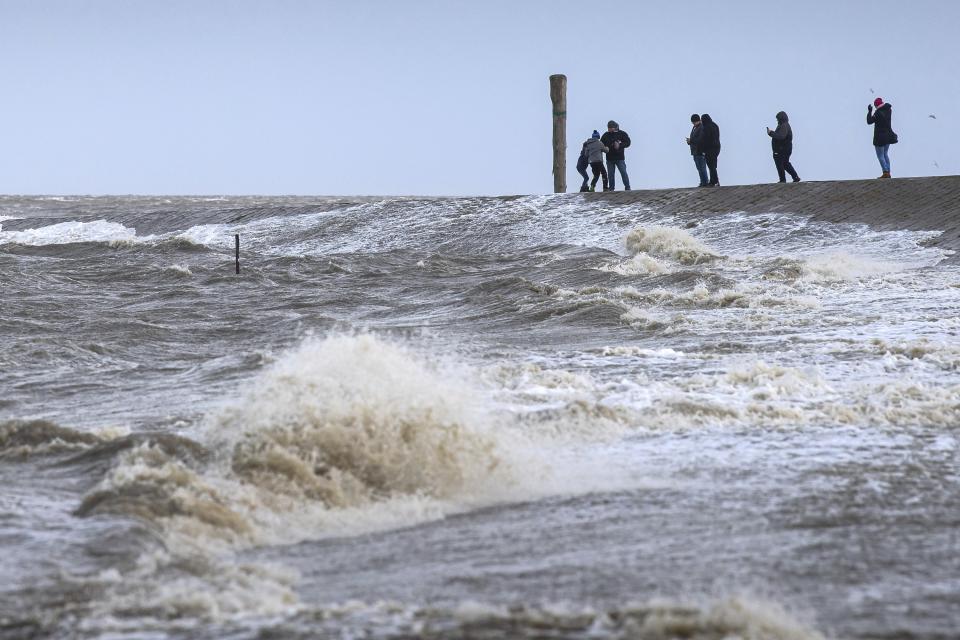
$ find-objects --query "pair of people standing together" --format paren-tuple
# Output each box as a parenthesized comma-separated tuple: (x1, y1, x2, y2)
(686, 114, 722, 186)
(689, 112, 791, 187)
(577, 121, 632, 192)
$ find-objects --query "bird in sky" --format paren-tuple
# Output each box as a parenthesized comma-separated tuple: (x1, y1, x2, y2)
(929, 114, 937, 119)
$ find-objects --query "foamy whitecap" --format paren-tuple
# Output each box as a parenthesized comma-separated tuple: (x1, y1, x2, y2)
(799, 251, 900, 282)
(601, 346, 687, 358)
(599, 253, 674, 276)
(625, 225, 721, 265)
(0, 219, 138, 246)
(165, 264, 193, 276)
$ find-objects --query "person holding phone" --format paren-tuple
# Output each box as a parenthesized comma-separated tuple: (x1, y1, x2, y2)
(766, 111, 800, 183)
(867, 97, 897, 178)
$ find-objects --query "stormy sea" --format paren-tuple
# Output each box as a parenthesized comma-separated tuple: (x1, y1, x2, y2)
(1, 194, 958, 639)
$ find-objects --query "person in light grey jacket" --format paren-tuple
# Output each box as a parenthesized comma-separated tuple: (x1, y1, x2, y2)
(581, 130, 609, 192)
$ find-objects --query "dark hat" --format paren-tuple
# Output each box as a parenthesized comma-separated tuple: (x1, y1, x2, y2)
(592, 130, 600, 138)
(607, 120, 618, 129)
(690, 114, 700, 123)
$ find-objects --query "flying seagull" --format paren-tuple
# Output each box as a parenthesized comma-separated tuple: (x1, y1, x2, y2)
(929, 114, 937, 119)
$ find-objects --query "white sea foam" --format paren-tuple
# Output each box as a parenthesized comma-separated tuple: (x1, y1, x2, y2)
(598, 253, 674, 276)
(165, 263, 193, 276)
(799, 251, 901, 282)
(0, 219, 138, 246)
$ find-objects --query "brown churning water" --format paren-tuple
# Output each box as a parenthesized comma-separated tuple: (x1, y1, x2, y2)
(1, 189, 958, 639)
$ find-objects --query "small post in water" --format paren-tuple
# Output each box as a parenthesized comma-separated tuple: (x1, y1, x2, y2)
(235, 234, 240, 274)
(549, 74, 567, 194)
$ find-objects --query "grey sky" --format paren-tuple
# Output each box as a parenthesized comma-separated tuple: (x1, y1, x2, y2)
(1, 0, 956, 195)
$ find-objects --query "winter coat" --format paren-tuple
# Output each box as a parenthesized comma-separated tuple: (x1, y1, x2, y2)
(576, 148, 589, 172)
(867, 103, 897, 146)
(600, 129, 631, 161)
(768, 111, 793, 154)
(699, 115, 721, 156)
(582, 138, 608, 164)
(689, 123, 704, 155)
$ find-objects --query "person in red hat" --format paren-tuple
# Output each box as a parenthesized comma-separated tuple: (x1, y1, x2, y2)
(867, 97, 898, 178)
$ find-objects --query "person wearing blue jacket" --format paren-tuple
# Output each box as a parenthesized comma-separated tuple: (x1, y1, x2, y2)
(576, 145, 591, 192)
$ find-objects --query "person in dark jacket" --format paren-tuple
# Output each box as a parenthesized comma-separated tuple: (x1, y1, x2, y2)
(600, 120, 631, 191)
(867, 97, 897, 178)
(766, 111, 800, 183)
(576, 145, 591, 192)
(699, 114, 721, 186)
(687, 114, 708, 187)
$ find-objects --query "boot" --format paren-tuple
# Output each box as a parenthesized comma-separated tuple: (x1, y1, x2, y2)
(878, 171, 891, 179)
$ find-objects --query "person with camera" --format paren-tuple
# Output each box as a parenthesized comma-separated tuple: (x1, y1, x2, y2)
(766, 111, 800, 183)
(600, 120, 631, 191)
(867, 97, 897, 179)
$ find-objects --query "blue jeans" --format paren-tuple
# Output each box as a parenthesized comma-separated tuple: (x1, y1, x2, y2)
(875, 144, 891, 173)
(606, 158, 630, 190)
(693, 154, 708, 186)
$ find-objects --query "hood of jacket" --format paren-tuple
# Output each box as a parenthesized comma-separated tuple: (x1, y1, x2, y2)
(700, 114, 714, 125)
(876, 103, 892, 113)
(776, 111, 789, 124)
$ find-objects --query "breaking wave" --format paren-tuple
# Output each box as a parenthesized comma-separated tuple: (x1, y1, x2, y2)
(625, 225, 722, 265)
(76, 334, 536, 549)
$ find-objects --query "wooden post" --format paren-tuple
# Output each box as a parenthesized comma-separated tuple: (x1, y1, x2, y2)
(235, 234, 240, 274)
(549, 74, 567, 193)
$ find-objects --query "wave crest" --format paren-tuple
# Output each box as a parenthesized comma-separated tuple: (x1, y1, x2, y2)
(625, 226, 721, 265)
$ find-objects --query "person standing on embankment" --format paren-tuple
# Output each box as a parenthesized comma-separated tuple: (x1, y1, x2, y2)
(867, 97, 898, 179)
(687, 114, 708, 187)
(767, 111, 800, 183)
(576, 143, 591, 192)
(581, 130, 609, 192)
(601, 120, 631, 191)
(699, 114, 721, 187)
